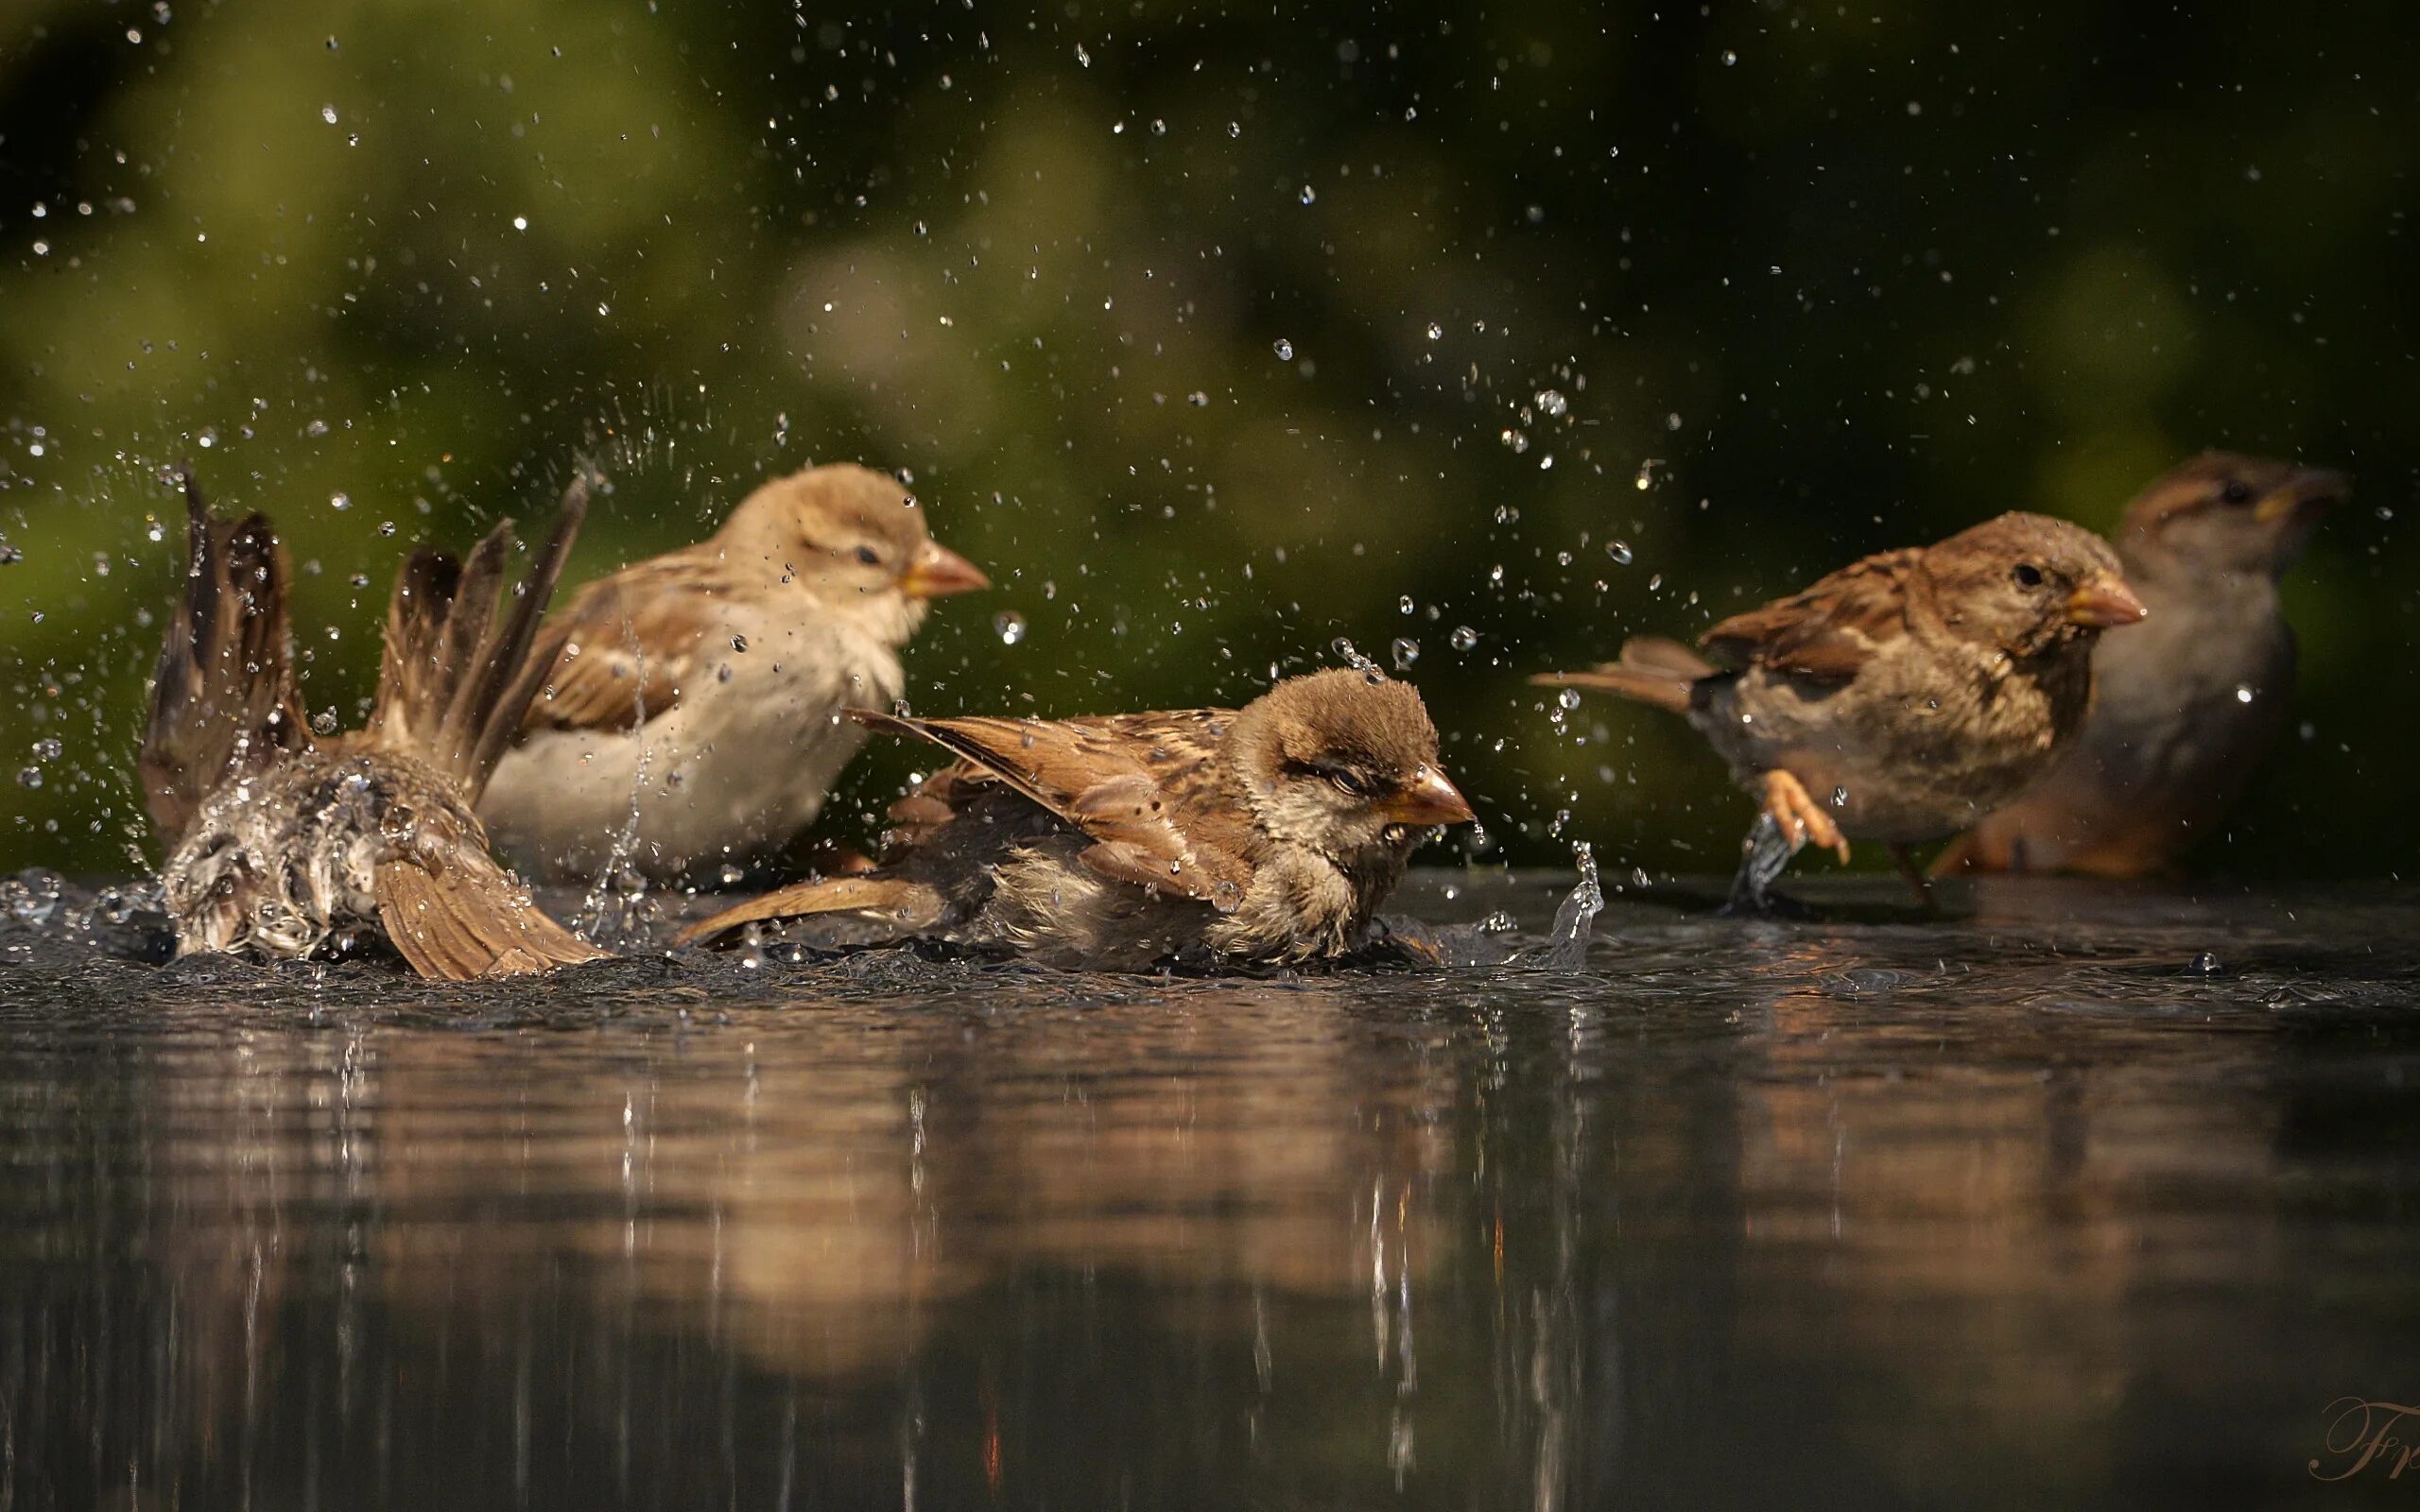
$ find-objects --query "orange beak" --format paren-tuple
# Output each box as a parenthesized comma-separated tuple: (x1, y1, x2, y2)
(895, 540, 990, 599)
(2064, 574, 2149, 629)
(2254, 465, 2348, 524)
(1380, 765, 1477, 827)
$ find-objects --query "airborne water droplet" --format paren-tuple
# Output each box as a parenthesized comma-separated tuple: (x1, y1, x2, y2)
(1449, 626, 1478, 652)
(1832, 785, 1849, 807)
(1390, 637, 1420, 670)
(2234, 684, 2256, 704)
(1298, 184, 1316, 205)
(1606, 540, 1634, 565)
(1272, 338, 1294, 360)
(994, 610, 1028, 645)
(1556, 688, 1581, 711)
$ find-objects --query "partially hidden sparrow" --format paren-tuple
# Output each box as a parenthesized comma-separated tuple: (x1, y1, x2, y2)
(1535, 511, 2148, 911)
(1935, 453, 2342, 878)
(143, 474, 605, 978)
(478, 463, 988, 884)
(677, 668, 1476, 971)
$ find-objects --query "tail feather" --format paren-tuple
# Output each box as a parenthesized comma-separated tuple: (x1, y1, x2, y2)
(677, 875, 946, 948)
(140, 473, 308, 845)
(371, 476, 589, 799)
(1530, 636, 1714, 715)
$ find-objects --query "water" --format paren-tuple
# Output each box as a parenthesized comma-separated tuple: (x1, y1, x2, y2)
(2, 871, 2416, 1508)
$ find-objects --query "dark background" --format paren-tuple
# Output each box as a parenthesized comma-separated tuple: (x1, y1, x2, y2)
(1, 0, 2411, 880)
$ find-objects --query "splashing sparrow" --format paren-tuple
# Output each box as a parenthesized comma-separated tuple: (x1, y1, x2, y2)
(146, 474, 604, 978)
(679, 668, 1475, 971)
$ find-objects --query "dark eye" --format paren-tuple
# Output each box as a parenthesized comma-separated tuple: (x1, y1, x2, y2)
(1325, 767, 1372, 798)
(2011, 562, 2045, 589)
(2219, 479, 2255, 506)
(854, 545, 882, 567)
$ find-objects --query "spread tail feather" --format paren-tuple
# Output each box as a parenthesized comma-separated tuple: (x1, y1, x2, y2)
(371, 475, 589, 799)
(677, 875, 947, 948)
(140, 472, 309, 845)
(374, 856, 608, 978)
(1529, 636, 1713, 715)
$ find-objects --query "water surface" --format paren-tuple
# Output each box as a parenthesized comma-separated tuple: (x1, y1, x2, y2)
(2, 871, 2415, 1509)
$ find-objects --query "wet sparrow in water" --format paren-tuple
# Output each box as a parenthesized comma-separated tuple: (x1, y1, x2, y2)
(1936, 454, 2342, 878)
(679, 668, 1476, 971)
(144, 474, 604, 978)
(1536, 511, 2147, 911)
(479, 463, 988, 884)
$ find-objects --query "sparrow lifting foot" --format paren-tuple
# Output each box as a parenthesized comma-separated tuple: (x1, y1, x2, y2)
(1887, 842, 1942, 919)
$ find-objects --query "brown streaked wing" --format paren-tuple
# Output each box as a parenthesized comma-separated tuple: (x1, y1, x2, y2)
(520, 559, 730, 733)
(1698, 550, 1915, 683)
(852, 709, 1256, 904)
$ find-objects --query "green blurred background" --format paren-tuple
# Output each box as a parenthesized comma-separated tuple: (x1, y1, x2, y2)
(1, 0, 2411, 881)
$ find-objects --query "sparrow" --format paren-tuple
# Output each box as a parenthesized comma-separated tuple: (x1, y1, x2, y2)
(676, 668, 1477, 971)
(1935, 454, 2342, 877)
(478, 463, 989, 884)
(143, 473, 606, 979)
(1534, 511, 2149, 911)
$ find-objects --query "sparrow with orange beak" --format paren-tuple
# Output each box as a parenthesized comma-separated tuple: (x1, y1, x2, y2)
(1537, 512, 2148, 912)
(679, 668, 1475, 971)
(1938, 454, 2342, 877)
(479, 463, 988, 883)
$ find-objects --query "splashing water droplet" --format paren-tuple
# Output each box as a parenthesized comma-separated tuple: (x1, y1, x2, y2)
(1073, 43, 1091, 66)
(1831, 785, 1849, 807)
(1272, 338, 1294, 360)
(2234, 684, 2255, 704)
(1426, 322, 1443, 340)
(320, 103, 338, 126)
(1390, 637, 1420, 670)
(31, 738, 61, 762)
(1556, 688, 1581, 711)
(1499, 428, 1530, 454)
(328, 491, 351, 511)
(1449, 626, 1479, 652)
(14, 768, 40, 790)
(994, 610, 1028, 645)
(1721, 48, 1739, 65)
(1606, 540, 1634, 565)
(1398, 594, 1416, 615)
(1534, 388, 1567, 418)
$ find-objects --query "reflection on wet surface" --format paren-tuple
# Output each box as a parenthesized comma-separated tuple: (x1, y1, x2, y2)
(2, 872, 2416, 1508)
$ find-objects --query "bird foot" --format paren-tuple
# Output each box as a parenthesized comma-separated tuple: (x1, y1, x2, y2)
(1758, 769, 1850, 864)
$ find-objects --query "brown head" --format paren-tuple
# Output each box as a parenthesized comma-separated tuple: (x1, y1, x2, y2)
(713, 463, 987, 631)
(1225, 668, 1474, 863)
(2115, 452, 2342, 583)
(1922, 511, 2149, 660)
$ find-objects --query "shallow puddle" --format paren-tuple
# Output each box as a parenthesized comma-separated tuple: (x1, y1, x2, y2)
(1, 870, 2415, 1508)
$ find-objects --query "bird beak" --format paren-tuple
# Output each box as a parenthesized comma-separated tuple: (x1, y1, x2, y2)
(2255, 466, 2348, 524)
(1380, 765, 1476, 827)
(2064, 574, 2149, 628)
(895, 541, 990, 598)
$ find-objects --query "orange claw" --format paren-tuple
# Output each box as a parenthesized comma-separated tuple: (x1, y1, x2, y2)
(1761, 769, 1850, 865)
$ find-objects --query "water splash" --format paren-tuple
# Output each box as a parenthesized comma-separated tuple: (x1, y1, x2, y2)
(1515, 843, 1601, 969)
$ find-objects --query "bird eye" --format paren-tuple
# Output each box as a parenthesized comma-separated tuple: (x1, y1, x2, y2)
(2219, 479, 2255, 506)
(854, 545, 882, 567)
(2011, 562, 2045, 589)
(1325, 767, 1371, 798)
